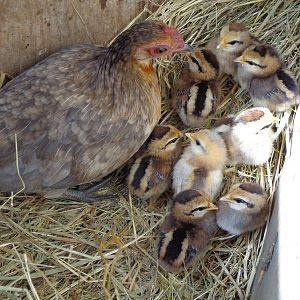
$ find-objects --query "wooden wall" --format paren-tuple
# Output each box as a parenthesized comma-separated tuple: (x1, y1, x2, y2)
(0, 0, 161, 76)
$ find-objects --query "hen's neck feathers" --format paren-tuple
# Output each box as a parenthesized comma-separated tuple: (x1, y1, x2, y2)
(101, 20, 166, 67)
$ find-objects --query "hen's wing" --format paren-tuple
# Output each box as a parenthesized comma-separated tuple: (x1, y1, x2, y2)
(0, 45, 155, 192)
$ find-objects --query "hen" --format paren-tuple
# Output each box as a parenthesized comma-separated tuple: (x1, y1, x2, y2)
(0, 20, 191, 201)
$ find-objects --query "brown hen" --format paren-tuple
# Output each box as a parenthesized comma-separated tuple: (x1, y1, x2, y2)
(0, 20, 191, 201)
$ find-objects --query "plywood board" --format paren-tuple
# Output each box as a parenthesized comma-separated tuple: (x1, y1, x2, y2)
(0, 0, 161, 76)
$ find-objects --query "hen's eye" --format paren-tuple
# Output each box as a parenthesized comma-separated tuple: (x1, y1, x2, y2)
(155, 47, 168, 54)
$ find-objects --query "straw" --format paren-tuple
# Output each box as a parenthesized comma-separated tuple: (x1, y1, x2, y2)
(0, 0, 299, 299)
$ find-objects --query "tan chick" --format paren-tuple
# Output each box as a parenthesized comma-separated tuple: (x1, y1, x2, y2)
(216, 182, 269, 235)
(158, 189, 218, 272)
(128, 125, 183, 200)
(235, 44, 300, 112)
(171, 48, 221, 127)
(172, 129, 227, 200)
(212, 107, 277, 166)
(207, 22, 257, 77)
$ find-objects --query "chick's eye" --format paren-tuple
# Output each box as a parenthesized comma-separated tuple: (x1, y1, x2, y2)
(260, 123, 272, 131)
(196, 140, 201, 146)
(228, 40, 243, 45)
(190, 206, 205, 213)
(234, 198, 246, 204)
(246, 60, 255, 66)
(155, 47, 168, 54)
(166, 138, 178, 146)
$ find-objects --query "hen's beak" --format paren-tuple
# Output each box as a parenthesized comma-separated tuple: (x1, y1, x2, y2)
(185, 132, 195, 142)
(234, 56, 246, 64)
(180, 43, 193, 52)
(217, 38, 227, 49)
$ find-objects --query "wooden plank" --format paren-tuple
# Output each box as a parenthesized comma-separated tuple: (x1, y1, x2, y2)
(250, 190, 278, 300)
(251, 109, 300, 299)
(0, 0, 161, 76)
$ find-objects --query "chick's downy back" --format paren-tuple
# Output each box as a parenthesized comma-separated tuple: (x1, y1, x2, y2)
(0, 21, 184, 195)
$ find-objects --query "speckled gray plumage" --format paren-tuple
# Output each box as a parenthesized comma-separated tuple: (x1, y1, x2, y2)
(0, 37, 161, 195)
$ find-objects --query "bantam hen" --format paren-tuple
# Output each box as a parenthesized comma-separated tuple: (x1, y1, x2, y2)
(0, 20, 191, 201)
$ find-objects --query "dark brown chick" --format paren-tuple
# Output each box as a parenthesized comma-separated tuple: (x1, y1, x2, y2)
(0, 20, 191, 201)
(171, 48, 220, 127)
(158, 189, 218, 273)
(217, 182, 269, 235)
(128, 125, 183, 200)
(235, 44, 300, 111)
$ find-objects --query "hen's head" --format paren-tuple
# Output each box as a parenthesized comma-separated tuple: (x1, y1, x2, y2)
(109, 20, 192, 62)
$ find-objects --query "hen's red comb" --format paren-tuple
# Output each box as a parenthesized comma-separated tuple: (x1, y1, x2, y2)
(163, 24, 184, 43)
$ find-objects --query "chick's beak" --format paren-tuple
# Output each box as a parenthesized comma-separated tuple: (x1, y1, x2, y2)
(184, 52, 192, 58)
(217, 38, 226, 49)
(185, 132, 195, 142)
(272, 116, 280, 124)
(208, 203, 218, 211)
(234, 56, 246, 64)
(219, 197, 233, 203)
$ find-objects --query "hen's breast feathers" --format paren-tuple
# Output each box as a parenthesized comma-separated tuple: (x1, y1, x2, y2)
(0, 44, 160, 191)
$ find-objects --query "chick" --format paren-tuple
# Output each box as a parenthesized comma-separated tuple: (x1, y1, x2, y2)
(172, 129, 227, 199)
(216, 182, 269, 235)
(171, 48, 220, 127)
(207, 22, 257, 77)
(128, 125, 183, 200)
(158, 189, 218, 272)
(212, 107, 277, 166)
(0, 20, 192, 201)
(235, 44, 300, 111)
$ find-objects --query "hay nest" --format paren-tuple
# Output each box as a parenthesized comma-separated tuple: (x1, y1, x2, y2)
(0, 0, 299, 299)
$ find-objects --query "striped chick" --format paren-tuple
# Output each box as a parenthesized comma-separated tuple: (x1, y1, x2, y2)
(158, 189, 218, 272)
(128, 125, 183, 200)
(171, 48, 221, 127)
